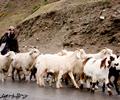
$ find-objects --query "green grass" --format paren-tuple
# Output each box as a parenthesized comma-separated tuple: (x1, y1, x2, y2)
(31, 4, 41, 14)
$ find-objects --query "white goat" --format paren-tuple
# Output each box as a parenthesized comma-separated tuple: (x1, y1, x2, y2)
(0, 51, 15, 82)
(35, 49, 85, 88)
(86, 48, 113, 59)
(79, 48, 115, 89)
(83, 55, 117, 95)
(59, 48, 114, 88)
(8, 48, 40, 78)
(58, 49, 86, 84)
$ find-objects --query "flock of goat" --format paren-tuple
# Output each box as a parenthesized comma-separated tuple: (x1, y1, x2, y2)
(0, 47, 120, 96)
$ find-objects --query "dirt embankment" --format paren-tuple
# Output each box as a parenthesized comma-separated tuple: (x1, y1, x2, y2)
(16, 0, 120, 54)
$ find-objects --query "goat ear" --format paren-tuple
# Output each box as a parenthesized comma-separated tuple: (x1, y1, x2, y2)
(76, 52, 81, 59)
(102, 49, 107, 55)
(80, 49, 85, 54)
(117, 55, 119, 58)
(110, 56, 115, 61)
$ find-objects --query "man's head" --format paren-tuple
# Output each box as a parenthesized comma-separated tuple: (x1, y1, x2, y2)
(8, 26, 15, 34)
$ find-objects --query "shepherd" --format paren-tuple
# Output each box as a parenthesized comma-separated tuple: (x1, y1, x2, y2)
(0, 26, 19, 55)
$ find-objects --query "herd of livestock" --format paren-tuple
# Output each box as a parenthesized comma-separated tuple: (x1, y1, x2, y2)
(0, 47, 120, 96)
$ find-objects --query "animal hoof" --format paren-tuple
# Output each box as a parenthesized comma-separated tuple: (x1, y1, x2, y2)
(87, 88, 90, 91)
(8, 74, 12, 77)
(108, 91, 112, 96)
(2, 79, 5, 82)
(56, 84, 60, 89)
(60, 85, 63, 88)
(91, 89, 95, 94)
(76, 85, 79, 89)
(56, 86, 60, 89)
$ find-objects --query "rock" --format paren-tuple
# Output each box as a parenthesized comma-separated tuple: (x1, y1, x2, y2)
(102, 9, 106, 12)
(118, 43, 120, 45)
(99, 16, 105, 20)
(36, 38, 39, 41)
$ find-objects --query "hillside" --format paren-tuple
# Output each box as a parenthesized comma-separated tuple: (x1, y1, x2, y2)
(0, 0, 59, 35)
(16, 0, 120, 54)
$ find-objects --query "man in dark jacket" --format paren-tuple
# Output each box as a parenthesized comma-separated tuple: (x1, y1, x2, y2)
(0, 26, 19, 55)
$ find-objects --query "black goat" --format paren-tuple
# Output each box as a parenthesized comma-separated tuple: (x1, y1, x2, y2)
(102, 67, 120, 95)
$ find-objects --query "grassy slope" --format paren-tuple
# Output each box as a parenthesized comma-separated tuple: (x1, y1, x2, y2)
(23, 0, 105, 21)
(0, 0, 59, 35)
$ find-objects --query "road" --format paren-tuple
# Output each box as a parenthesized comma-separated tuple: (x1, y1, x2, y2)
(0, 80, 120, 100)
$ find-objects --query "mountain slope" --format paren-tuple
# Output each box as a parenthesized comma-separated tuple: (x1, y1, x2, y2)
(0, 0, 59, 35)
(16, 0, 120, 53)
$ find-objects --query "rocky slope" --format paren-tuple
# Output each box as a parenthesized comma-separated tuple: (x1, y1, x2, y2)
(16, 0, 120, 54)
